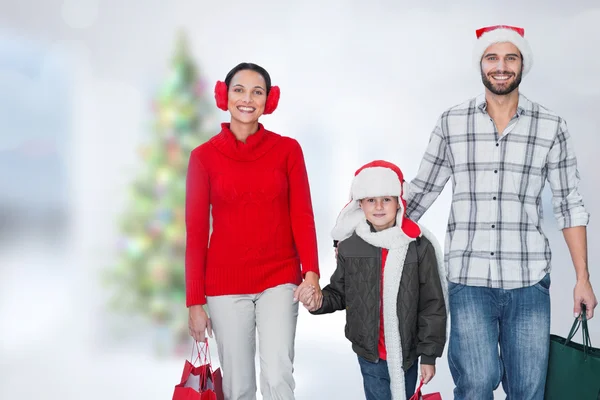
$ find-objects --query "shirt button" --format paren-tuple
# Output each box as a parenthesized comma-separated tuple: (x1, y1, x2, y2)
(492, 224, 495, 228)
(491, 252, 495, 256)
(493, 196, 497, 200)
(496, 143, 499, 147)
(494, 169, 498, 173)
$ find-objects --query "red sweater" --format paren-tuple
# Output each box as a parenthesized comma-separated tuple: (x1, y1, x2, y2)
(378, 248, 388, 360)
(185, 123, 320, 306)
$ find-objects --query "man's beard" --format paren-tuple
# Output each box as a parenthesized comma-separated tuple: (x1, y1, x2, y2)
(481, 67, 522, 95)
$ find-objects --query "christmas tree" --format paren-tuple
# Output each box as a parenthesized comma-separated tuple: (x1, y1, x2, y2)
(105, 32, 215, 351)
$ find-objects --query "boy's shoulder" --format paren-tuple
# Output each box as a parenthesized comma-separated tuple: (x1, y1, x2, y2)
(401, 233, 433, 263)
(337, 232, 379, 257)
(415, 233, 433, 249)
(412, 233, 435, 259)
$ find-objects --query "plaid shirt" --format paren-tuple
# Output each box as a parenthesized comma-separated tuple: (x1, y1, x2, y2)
(406, 93, 589, 289)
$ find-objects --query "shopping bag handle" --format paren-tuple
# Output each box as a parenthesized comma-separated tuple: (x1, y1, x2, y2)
(565, 315, 581, 344)
(190, 339, 213, 367)
(409, 378, 425, 400)
(189, 339, 214, 390)
(581, 305, 593, 352)
(564, 304, 592, 358)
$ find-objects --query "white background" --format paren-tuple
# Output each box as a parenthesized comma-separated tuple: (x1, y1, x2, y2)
(1, 1, 599, 398)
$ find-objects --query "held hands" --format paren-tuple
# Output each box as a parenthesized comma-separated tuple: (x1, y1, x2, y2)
(188, 304, 213, 342)
(293, 271, 323, 312)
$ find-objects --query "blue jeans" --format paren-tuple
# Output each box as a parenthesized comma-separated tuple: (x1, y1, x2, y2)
(357, 356, 418, 400)
(448, 273, 551, 400)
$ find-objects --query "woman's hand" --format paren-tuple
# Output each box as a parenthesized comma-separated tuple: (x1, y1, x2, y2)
(294, 271, 322, 311)
(188, 305, 212, 342)
(294, 284, 315, 307)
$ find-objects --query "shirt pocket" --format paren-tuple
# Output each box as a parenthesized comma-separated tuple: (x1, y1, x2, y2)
(505, 165, 544, 200)
(504, 165, 546, 231)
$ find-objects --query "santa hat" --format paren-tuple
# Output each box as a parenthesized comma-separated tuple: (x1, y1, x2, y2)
(331, 160, 421, 242)
(473, 25, 533, 75)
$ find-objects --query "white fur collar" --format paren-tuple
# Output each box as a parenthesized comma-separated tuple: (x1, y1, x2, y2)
(355, 220, 415, 249)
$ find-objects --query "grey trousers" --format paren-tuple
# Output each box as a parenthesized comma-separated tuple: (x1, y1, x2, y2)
(206, 283, 299, 400)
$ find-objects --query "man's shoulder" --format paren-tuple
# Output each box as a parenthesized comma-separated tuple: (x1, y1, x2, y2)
(433, 95, 483, 128)
(519, 94, 564, 121)
(440, 95, 481, 114)
(431, 95, 482, 136)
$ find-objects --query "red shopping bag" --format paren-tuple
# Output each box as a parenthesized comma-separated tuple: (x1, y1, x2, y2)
(409, 378, 442, 400)
(172, 340, 224, 400)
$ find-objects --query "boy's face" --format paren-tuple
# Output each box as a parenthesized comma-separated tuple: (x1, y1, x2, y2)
(359, 196, 400, 232)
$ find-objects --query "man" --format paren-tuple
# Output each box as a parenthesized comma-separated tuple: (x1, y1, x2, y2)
(406, 25, 597, 400)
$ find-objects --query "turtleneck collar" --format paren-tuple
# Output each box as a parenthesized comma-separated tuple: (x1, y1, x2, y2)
(209, 122, 281, 161)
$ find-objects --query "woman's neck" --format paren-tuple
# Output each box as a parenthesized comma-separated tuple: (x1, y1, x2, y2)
(229, 120, 259, 143)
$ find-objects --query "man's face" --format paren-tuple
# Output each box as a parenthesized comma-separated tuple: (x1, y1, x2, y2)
(480, 42, 523, 95)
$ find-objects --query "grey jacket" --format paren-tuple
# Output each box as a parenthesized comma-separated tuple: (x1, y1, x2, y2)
(312, 232, 447, 370)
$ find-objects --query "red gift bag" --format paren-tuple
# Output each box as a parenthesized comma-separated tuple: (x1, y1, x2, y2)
(409, 378, 442, 400)
(172, 340, 224, 400)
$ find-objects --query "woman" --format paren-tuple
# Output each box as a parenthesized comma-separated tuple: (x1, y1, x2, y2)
(186, 62, 321, 400)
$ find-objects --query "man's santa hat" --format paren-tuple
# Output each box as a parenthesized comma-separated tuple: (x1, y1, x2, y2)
(331, 160, 421, 242)
(473, 25, 533, 75)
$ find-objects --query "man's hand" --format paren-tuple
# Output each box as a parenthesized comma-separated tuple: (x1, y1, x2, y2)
(574, 279, 598, 319)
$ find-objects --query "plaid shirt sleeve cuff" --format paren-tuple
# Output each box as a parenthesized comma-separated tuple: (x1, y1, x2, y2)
(557, 212, 590, 230)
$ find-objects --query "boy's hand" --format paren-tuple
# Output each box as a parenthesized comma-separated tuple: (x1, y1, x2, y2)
(420, 364, 435, 384)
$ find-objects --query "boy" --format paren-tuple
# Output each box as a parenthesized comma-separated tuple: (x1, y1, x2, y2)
(303, 160, 447, 400)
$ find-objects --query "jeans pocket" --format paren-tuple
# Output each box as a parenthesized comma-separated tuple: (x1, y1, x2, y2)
(533, 273, 551, 295)
(448, 281, 466, 296)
